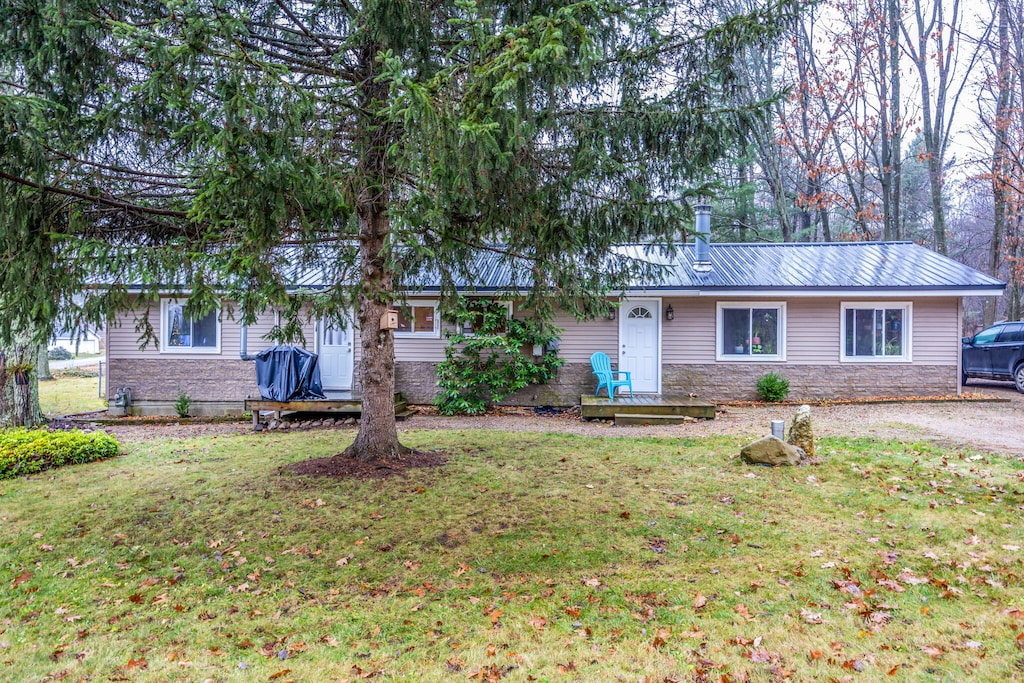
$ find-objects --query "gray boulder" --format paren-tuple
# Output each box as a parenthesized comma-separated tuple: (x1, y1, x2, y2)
(740, 435, 806, 466)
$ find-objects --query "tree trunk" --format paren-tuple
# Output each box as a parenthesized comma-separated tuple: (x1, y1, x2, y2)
(986, 0, 1011, 327)
(341, 209, 409, 463)
(340, 39, 408, 464)
(37, 345, 52, 381)
(0, 328, 45, 428)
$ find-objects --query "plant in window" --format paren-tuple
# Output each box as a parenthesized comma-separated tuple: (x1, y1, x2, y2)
(435, 301, 563, 415)
(755, 372, 790, 402)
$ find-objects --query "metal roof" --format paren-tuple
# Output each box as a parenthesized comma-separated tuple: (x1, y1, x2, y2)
(120, 241, 1005, 295)
(398, 242, 1005, 295)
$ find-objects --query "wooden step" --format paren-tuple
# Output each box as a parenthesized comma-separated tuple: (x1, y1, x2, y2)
(580, 395, 716, 420)
(614, 413, 697, 426)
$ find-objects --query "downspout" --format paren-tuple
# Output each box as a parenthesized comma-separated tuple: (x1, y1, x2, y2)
(240, 323, 258, 361)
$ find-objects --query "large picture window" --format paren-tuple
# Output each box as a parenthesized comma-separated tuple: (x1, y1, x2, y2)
(162, 300, 220, 353)
(716, 303, 785, 360)
(841, 303, 911, 361)
(395, 301, 439, 338)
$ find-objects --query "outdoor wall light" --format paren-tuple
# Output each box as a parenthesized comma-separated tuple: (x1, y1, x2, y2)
(665, 304, 674, 321)
(606, 306, 616, 321)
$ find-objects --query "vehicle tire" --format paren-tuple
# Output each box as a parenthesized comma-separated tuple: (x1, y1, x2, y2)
(1015, 363, 1024, 394)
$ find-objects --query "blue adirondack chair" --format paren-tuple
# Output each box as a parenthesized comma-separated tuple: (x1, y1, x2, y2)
(590, 352, 633, 400)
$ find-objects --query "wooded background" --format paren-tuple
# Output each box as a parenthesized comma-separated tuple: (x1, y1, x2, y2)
(716, 0, 1022, 330)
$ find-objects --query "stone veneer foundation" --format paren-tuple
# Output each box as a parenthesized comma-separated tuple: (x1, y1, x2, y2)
(108, 358, 958, 414)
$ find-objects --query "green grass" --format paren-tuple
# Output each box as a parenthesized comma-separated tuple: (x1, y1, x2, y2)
(38, 374, 107, 417)
(1, 430, 1023, 681)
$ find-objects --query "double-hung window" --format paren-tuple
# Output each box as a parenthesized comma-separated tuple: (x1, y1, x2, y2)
(841, 303, 911, 361)
(717, 303, 786, 360)
(395, 301, 439, 338)
(162, 300, 220, 353)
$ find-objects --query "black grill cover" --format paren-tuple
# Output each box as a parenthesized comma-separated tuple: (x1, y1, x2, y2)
(254, 346, 326, 401)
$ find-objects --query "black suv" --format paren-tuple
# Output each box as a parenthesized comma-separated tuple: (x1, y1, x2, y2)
(962, 321, 1024, 392)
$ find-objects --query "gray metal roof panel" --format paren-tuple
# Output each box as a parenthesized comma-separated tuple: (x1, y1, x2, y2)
(119, 241, 1005, 293)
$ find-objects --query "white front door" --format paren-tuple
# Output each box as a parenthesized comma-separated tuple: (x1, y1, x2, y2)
(319, 319, 354, 390)
(619, 299, 660, 394)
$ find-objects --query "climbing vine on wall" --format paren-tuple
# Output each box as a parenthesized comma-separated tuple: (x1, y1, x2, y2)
(435, 300, 563, 415)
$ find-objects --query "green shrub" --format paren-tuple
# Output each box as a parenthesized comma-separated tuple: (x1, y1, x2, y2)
(756, 372, 790, 402)
(435, 300, 563, 415)
(0, 429, 120, 479)
(174, 391, 192, 418)
(48, 347, 73, 361)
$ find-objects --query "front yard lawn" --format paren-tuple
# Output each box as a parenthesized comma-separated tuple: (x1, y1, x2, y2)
(1, 429, 1022, 681)
(38, 374, 107, 417)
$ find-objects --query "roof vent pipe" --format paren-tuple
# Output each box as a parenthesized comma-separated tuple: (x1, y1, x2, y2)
(693, 204, 712, 272)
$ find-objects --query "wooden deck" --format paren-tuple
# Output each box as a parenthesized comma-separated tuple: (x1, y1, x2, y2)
(244, 394, 410, 428)
(580, 394, 716, 421)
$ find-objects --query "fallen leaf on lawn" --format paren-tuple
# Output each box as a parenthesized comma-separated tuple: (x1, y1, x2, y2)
(652, 628, 671, 648)
(1001, 545, 1020, 551)
(582, 577, 601, 588)
(12, 571, 32, 588)
(126, 657, 148, 670)
(693, 592, 708, 610)
(556, 661, 577, 673)
(1016, 633, 1024, 651)
(800, 610, 823, 624)
(564, 606, 582, 618)
(748, 649, 779, 663)
(920, 645, 944, 657)
(269, 669, 291, 680)
(735, 604, 755, 621)
(527, 616, 548, 630)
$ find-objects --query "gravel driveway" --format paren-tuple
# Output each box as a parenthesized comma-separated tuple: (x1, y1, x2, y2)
(104, 382, 1024, 458)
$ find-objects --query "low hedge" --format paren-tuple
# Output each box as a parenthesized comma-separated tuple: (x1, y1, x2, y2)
(0, 429, 120, 479)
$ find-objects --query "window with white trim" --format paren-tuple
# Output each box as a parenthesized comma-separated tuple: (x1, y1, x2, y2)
(841, 303, 911, 361)
(716, 303, 785, 360)
(395, 301, 439, 337)
(161, 300, 220, 353)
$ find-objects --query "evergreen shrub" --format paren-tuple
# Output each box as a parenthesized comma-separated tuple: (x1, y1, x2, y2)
(755, 372, 790, 402)
(0, 429, 120, 479)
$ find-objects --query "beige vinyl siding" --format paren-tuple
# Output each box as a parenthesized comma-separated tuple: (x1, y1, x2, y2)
(787, 298, 840, 364)
(546, 309, 617, 363)
(657, 296, 960, 366)
(908, 297, 959, 365)
(108, 306, 244, 360)
(662, 297, 715, 363)
(108, 301, 318, 360)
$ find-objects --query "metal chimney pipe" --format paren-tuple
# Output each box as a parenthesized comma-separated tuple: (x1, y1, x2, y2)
(694, 204, 712, 271)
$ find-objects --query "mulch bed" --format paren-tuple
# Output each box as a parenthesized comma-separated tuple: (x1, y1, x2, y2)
(286, 450, 447, 480)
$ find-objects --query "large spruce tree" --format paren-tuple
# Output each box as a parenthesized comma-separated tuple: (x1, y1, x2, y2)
(0, 0, 789, 460)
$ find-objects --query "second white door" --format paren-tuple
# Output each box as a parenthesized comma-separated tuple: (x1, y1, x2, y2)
(319, 319, 354, 390)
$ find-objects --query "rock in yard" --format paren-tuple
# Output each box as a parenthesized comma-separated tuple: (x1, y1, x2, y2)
(741, 436, 805, 466)
(788, 404, 815, 458)
(343, 417, 356, 426)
